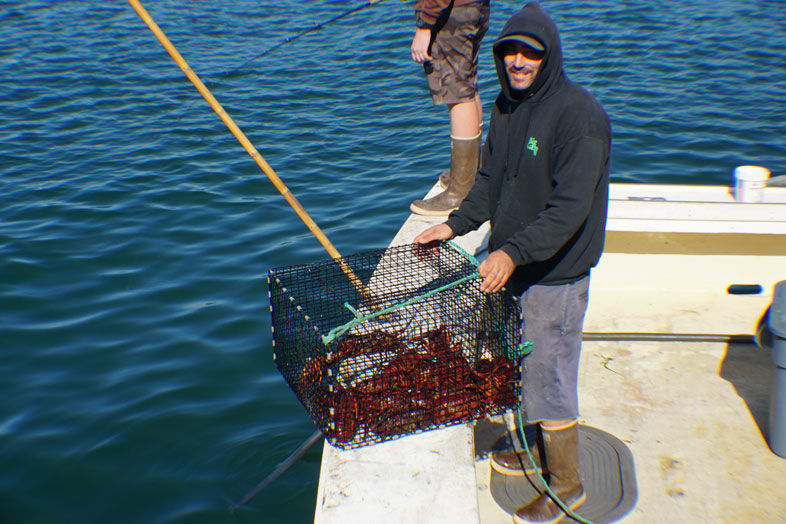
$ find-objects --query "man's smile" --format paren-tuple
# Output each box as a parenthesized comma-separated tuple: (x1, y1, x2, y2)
(507, 65, 537, 89)
(509, 67, 533, 80)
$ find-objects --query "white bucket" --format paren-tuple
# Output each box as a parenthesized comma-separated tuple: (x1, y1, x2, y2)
(734, 165, 770, 203)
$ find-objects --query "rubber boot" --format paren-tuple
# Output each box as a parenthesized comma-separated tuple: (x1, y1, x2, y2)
(438, 124, 482, 189)
(490, 424, 545, 476)
(513, 422, 586, 524)
(410, 134, 480, 216)
(437, 169, 451, 190)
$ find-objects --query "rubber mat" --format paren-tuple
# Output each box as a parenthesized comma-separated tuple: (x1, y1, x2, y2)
(488, 425, 637, 523)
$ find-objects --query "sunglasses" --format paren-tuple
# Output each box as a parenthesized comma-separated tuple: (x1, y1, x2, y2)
(500, 42, 546, 61)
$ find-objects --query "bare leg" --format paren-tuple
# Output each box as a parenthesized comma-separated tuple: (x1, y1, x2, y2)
(448, 95, 482, 138)
(474, 92, 483, 132)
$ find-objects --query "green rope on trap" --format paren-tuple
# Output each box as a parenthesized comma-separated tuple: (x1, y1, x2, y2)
(321, 241, 479, 346)
(322, 270, 480, 345)
(343, 302, 363, 319)
(512, 340, 533, 360)
(443, 240, 481, 267)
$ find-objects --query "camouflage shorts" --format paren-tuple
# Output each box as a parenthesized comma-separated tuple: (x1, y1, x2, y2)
(424, 2, 490, 105)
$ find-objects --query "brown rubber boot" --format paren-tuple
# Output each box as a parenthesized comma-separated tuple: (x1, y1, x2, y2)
(490, 425, 545, 476)
(437, 169, 450, 190)
(438, 124, 482, 189)
(513, 423, 586, 524)
(410, 134, 481, 216)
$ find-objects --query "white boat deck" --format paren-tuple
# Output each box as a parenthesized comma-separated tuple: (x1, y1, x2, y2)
(607, 183, 786, 234)
(314, 183, 786, 523)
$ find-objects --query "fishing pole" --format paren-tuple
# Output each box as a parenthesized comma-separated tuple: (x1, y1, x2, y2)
(127, 0, 376, 304)
(222, 0, 387, 77)
(229, 429, 324, 514)
(176, 0, 395, 119)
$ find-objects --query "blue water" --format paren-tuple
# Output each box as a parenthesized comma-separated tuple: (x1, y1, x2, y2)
(1, 0, 784, 522)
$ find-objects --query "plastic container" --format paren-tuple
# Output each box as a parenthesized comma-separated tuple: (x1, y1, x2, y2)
(734, 165, 770, 203)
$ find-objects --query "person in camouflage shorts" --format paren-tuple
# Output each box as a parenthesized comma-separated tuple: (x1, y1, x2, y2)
(410, 0, 490, 217)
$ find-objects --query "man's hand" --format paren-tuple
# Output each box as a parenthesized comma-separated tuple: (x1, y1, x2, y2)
(477, 250, 515, 293)
(413, 223, 453, 259)
(411, 28, 433, 64)
(414, 223, 453, 245)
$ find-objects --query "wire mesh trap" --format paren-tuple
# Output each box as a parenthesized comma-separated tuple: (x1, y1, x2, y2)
(267, 242, 528, 449)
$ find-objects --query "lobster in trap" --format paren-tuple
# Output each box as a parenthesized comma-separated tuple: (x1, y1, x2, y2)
(267, 242, 529, 449)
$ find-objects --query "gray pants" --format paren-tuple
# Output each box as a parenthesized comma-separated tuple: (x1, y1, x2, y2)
(519, 275, 590, 422)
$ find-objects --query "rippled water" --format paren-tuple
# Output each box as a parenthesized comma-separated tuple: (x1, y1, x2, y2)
(1, 1, 784, 522)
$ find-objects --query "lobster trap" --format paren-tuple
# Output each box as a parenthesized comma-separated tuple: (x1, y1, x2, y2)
(267, 242, 528, 449)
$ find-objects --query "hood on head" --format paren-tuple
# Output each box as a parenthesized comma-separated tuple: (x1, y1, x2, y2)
(492, 1, 564, 101)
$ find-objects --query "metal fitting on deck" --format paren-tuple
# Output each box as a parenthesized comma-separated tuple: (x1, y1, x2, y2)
(768, 280, 786, 458)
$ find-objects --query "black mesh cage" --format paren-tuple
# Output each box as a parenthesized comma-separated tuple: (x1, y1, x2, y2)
(267, 242, 523, 449)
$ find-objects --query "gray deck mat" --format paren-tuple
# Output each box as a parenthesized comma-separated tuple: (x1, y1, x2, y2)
(478, 421, 637, 523)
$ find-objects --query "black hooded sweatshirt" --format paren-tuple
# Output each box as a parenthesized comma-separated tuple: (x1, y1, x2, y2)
(445, 1, 611, 294)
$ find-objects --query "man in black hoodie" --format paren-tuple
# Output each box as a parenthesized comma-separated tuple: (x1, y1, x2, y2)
(414, 2, 610, 522)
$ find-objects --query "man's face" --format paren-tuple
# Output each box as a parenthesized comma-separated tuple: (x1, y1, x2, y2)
(501, 41, 545, 91)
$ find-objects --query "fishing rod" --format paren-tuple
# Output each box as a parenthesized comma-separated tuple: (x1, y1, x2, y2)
(222, 0, 387, 77)
(229, 429, 324, 514)
(176, 0, 395, 118)
(127, 0, 376, 304)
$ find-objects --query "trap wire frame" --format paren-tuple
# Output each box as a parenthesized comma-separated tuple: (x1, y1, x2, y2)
(268, 242, 529, 449)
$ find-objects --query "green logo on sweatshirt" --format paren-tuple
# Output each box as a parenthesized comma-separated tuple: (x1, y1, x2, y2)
(527, 137, 539, 157)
